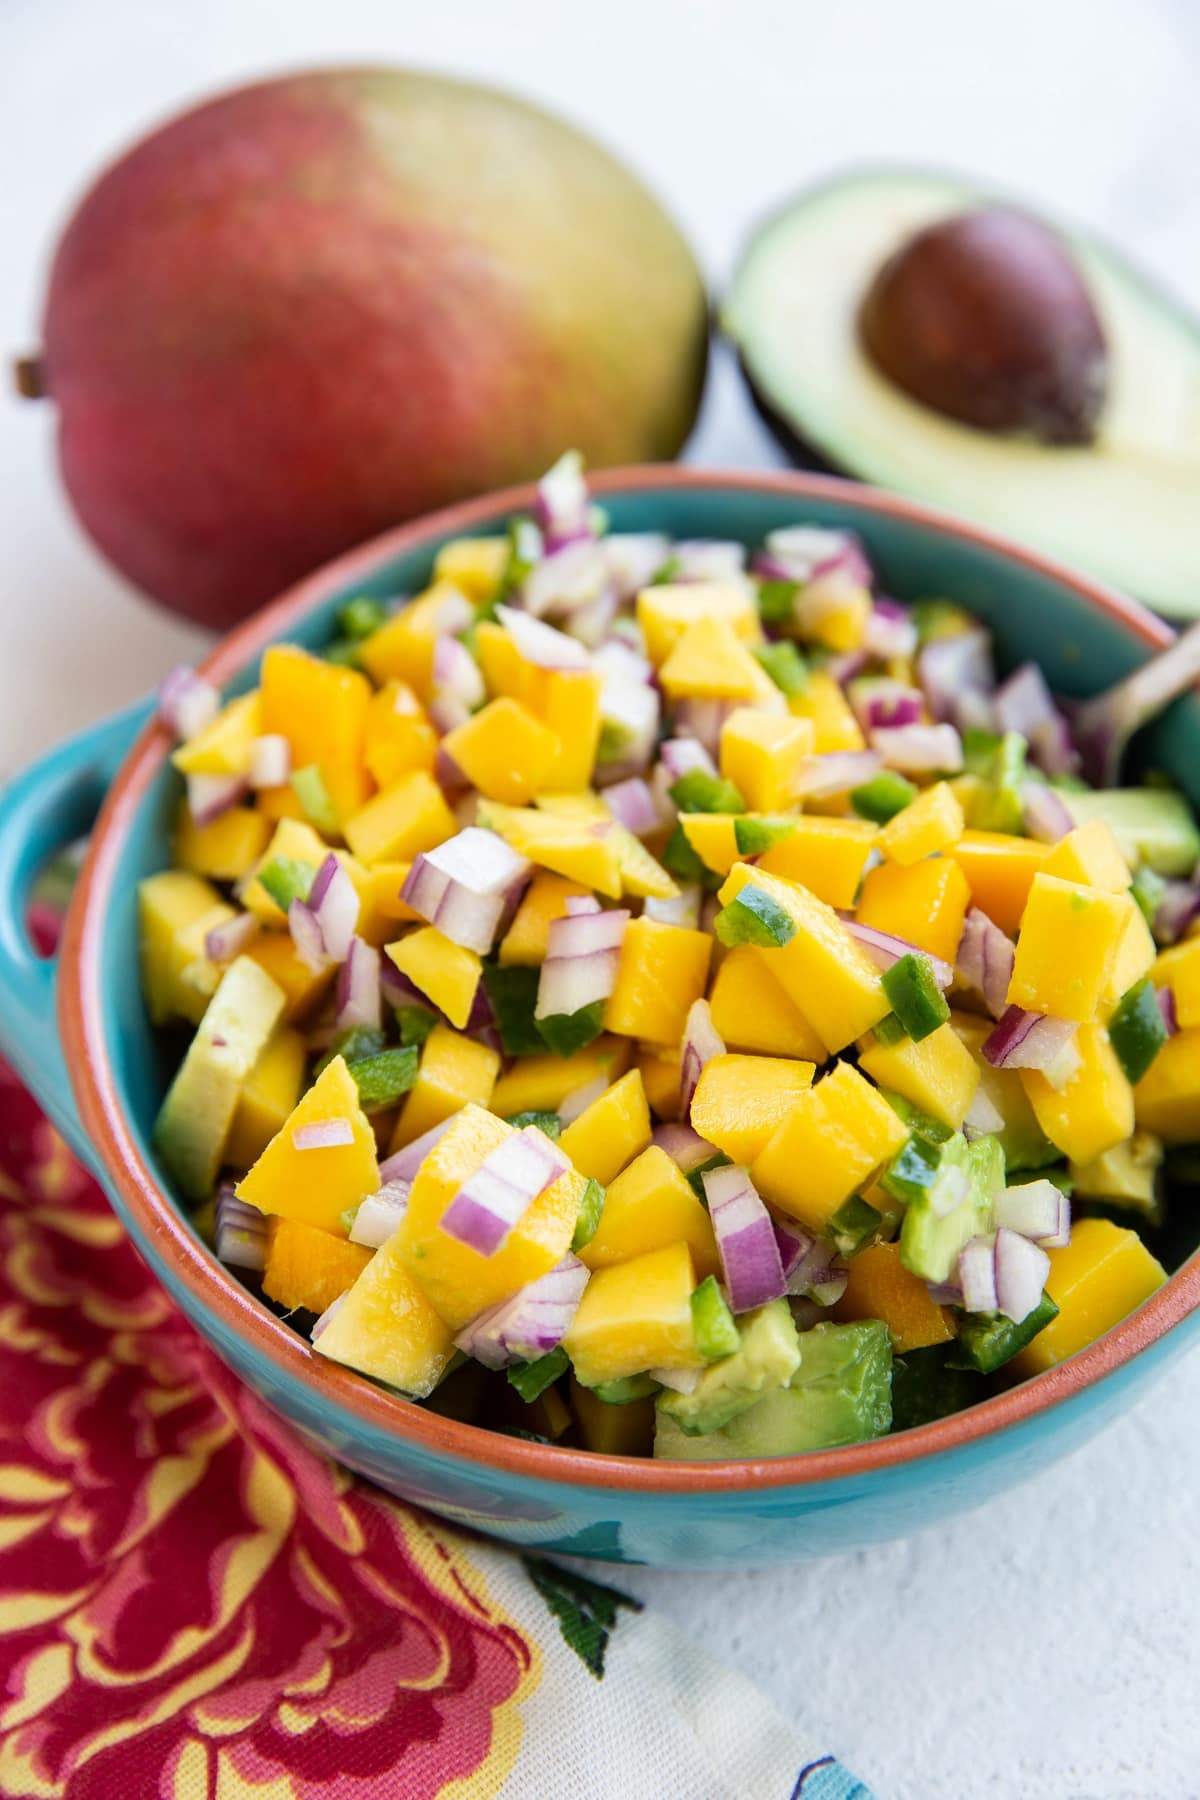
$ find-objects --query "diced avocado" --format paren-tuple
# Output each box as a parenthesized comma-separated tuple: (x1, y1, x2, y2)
(1061, 789, 1200, 877)
(153, 955, 286, 1201)
(1070, 1130, 1163, 1221)
(949, 1292, 1059, 1375)
(654, 1320, 892, 1459)
(658, 1299, 801, 1436)
(891, 1344, 986, 1430)
(690, 1275, 741, 1361)
(900, 1133, 1003, 1283)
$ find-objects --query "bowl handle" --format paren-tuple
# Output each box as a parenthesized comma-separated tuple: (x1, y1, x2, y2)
(0, 698, 154, 1171)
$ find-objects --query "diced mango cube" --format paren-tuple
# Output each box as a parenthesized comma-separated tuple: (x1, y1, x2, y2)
(1010, 1217, 1166, 1377)
(1134, 1027, 1200, 1141)
(878, 782, 964, 867)
(856, 856, 971, 965)
(260, 645, 371, 821)
(719, 863, 889, 1051)
(236, 1055, 379, 1235)
(171, 691, 262, 776)
(475, 619, 535, 704)
(489, 1037, 632, 1117)
(559, 1069, 652, 1185)
(788, 670, 865, 752)
(241, 818, 336, 926)
(390, 1024, 499, 1150)
(314, 1229, 456, 1397)
(637, 581, 762, 666)
(1154, 937, 1200, 1029)
(580, 1145, 720, 1279)
(387, 928, 481, 1029)
(659, 616, 780, 705)
(1042, 818, 1131, 892)
(443, 697, 560, 805)
(834, 1241, 955, 1353)
(227, 1027, 307, 1170)
(719, 708, 815, 811)
(689, 1053, 814, 1163)
(1008, 875, 1136, 1022)
(564, 1242, 701, 1385)
(536, 669, 604, 793)
(262, 1218, 373, 1316)
(1020, 1023, 1134, 1163)
(172, 802, 271, 883)
(139, 871, 234, 1026)
(363, 681, 437, 787)
(756, 816, 877, 908)
(604, 918, 712, 1046)
(707, 945, 827, 1062)
(433, 535, 509, 603)
(946, 831, 1049, 936)
(478, 801, 622, 897)
(679, 813, 741, 876)
(244, 930, 336, 1023)
(796, 571, 871, 652)
(570, 1378, 656, 1455)
(357, 582, 465, 695)
(343, 771, 457, 867)
(499, 871, 590, 965)
(355, 862, 421, 940)
(858, 1022, 980, 1130)
(1098, 905, 1157, 1018)
(636, 1044, 683, 1121)
(751, 1060, 909, 1232)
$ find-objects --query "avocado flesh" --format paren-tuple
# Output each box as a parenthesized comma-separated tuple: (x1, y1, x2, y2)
(900, 1133, 1003, 1284)
(653, 1320, 892, 1460)
(1060, 788, 1200, 877)
(723, 169, 1200, 618)
(657, 1299, 801, 1436)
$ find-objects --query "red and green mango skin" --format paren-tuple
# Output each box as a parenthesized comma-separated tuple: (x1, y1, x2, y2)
(40, 69, 709, 627)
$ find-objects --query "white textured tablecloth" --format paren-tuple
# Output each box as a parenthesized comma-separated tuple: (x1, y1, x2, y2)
(4, 3, 1199, 1793)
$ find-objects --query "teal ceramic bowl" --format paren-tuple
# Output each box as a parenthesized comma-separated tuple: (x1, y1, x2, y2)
(1, 468, 1197, 1569)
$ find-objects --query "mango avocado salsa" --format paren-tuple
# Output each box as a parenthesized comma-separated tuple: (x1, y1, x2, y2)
(145, 453, 1199, 1460)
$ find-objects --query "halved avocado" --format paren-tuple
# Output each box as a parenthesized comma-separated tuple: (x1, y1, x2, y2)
(723, 168, 1200, 618)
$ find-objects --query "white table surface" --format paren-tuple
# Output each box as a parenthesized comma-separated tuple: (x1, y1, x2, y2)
(4, 3, 1199, 1794)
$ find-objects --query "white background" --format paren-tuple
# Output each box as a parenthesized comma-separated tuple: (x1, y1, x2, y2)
(3, 3, 1199, 1795)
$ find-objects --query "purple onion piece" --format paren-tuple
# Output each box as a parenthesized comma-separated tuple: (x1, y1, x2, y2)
(679, 998, 725, 1119)
(955, 907, 1015, 1019)
(159, 664, 220, 741)
(703, 1164, 787, 1313)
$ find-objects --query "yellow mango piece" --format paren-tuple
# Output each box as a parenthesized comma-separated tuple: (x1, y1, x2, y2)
(1042, 818, 1132, 892)
(1134, 1027, 1200, 1141)
(796, 572, 871, 652)
(343, 771, 457, 867)
(386, 928, 481, 1030)
(659, 616, 781, 705)
(570, 1378, 656, 1455)
(479, 800, 622, 897)
(536, 669, 604, 793)
(474, 619, 536, 703)
(707, 945, 827, 1062)
(788, 670, 865, 752)
(237, 1056, 379, 1234)
(139, 871, 234, 1026)
(262, 1218, 373, 1316)
(244, 930, 336, 1024)
(580, 1145, 720, 1279)
(390, 1024, 499, 1150)
(751, 1060, 909, 1231)
(719, 863, 889, 1051)
(1154, 937, 1200, 1029)
(314, 1229, 456, 1397)
(559, 1069, 652, 1185)
(637, 581, 762, 666)
(1010, 1217, 1166, 1377)
(433, 535, 508, 603)
(719, 709, 815, 812)
(690, 1053, 815, 1163)
(564, 1242, 701, 1385)
(363, 681, 437, 787)
(357, 582, 465, 696)
(1021, 1023, 1134, 1163)
(834, 1241, 955, 1353)
(1008, 875, 1136, 1022)
(878, 781, 964, 867)
(227, 1027, 307, 1170)
(756, 816, 877, 909)
(172, 801, 271, 883)
(946, 831, 1050, 936)
(443, 698, 560, 805)
(858, 1022, 981, 1130)
(241, 818, 335, 926)
(604, 918, 713, 1046)
(856, 856, 971, 965)
(679, 812, 741, 876)
(396, 1104, 585, 1329)
(636, 1044, 682, 1121)
(260, 645, 371, 821)
(489, 1037, 632, 1117)
(171, 691, 262, 776)
(256, 783, 306, 824)
(951, 1008, 1050, 1149)
(498, 871, 589, 965)
(355, 862, 421, 940)
(1098, 905, 1157, 1018)
(609, 825, 678, 901)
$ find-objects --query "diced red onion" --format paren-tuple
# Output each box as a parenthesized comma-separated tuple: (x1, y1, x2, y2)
(536, 909, 629, 1019)
(454, 1254, 589, 1368)
(993, 664, 1080, 779)
(215, 1189, 268, 1272)
(249, 734, 291, 789)
(926, 1277, 965, 1307)
(870, 722, 964, 775)
(649, 762, 679, 830)
(290, 855, 359, 970)
(440, 1127, 571, 1257)
(703, 1164, 787, 1314)
(845, 920, 954, 988)
(496, 603, 592, 671)
(562, 895, 601, 918)
(670, 699, 736, 758)
(1042, 1191, 1072, 1251)
(453, 792, 481, 831)
(652, 1364, 702, 1394)
(807, 1269, 850, 1308)
(994, 1179, 1062, 1243)
(204, 911, 261, 964)
(594, 638, 654, 686)
(402, 828, 532, 955)
(982, 1006, 1077, 1078)
(761, 526, 869, 586)
(293, 1118, 356, 1151)
(680, 998, 725, 1119)
(771, 1218, 843, 1301)
(335, 936, 382, 1033)
(432, 633, 485, 712)
(659, 737, 717, 781)
(559, 1074, 607, 1125)
(794, 567, 871, 640)
(349, 1180, 411, 1248)
(566, 587, 620, 649)
(863, 599, 918, 662)
(534, 450, 592, 551)
(603, 776, 660, 837)
(435, 742, 470, 796)
(1022, 782, 1075, 844)
(1154, 880, 1200, 947)
(159, 665, 220, 742)
(962, 1086, 1006, 1140)
(521, 541, 610, 619)
(651, 1121, 718, 1173)
(288, 899, 327, 975)
(379, 1116, 456, 1184)
(826, 649, 873, 688)
(1157, 985, 1179, 1037)
(792, 749, 883, 798)
(994, 1227, 1050, 1323)
(955, 908, 1015, 1019)
(850, 680, 924, 732)
(311, 1294, 346, 1341)
(186, 772, 248, 826)
(1072, 621, 1200, 787)
(958, 1237, 999, 1313)
(644, 885, 702, 929)
(429, 585, 475, 637)
(597, 679, 660, 778)
(672, 540, 748, 581)
(604, 534, 673, 600)
(916, 628, 997, 732)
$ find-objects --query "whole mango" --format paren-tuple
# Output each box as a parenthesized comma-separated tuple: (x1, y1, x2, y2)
(22, 69, 709, 627)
